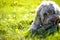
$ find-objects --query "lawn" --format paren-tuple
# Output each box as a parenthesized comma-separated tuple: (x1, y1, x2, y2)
(0, 0, 60, 40)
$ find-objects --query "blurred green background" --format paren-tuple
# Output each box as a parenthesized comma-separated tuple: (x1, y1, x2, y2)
(0, 0, 60, 40)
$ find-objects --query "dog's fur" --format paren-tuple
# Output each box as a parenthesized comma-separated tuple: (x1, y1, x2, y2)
(28, 1, 60, 31)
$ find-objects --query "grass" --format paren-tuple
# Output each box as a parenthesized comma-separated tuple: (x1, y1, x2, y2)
(0, 0, 60, 40)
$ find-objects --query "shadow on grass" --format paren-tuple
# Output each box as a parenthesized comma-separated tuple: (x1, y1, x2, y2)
(25, 25, 59, 39)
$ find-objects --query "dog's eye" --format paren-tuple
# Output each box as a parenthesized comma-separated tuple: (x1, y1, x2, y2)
(44, 13, 47, 16)
(47, 10, 53, 15)
(48, 10, 52, 13)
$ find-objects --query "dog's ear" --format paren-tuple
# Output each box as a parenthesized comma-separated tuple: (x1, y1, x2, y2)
(55, 9, 60, 15)
(28, 6, 42, 31)
(33, 6, 42, 26)
(55, 9, 60, 30)
(55, 8, 60, 22)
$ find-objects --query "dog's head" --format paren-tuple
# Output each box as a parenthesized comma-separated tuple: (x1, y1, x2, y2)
(36, 1, 60, 26)
(28, 1, 60, 37)
(29, 1, 60, 31)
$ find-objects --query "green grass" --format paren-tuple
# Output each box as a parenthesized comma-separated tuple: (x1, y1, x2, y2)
(0, 0, 60, 40)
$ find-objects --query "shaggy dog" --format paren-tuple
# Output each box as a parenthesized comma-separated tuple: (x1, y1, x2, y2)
(28, 1, 60, 33)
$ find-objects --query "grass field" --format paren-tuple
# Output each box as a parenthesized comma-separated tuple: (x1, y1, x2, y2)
(0, 0, 60, 40)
